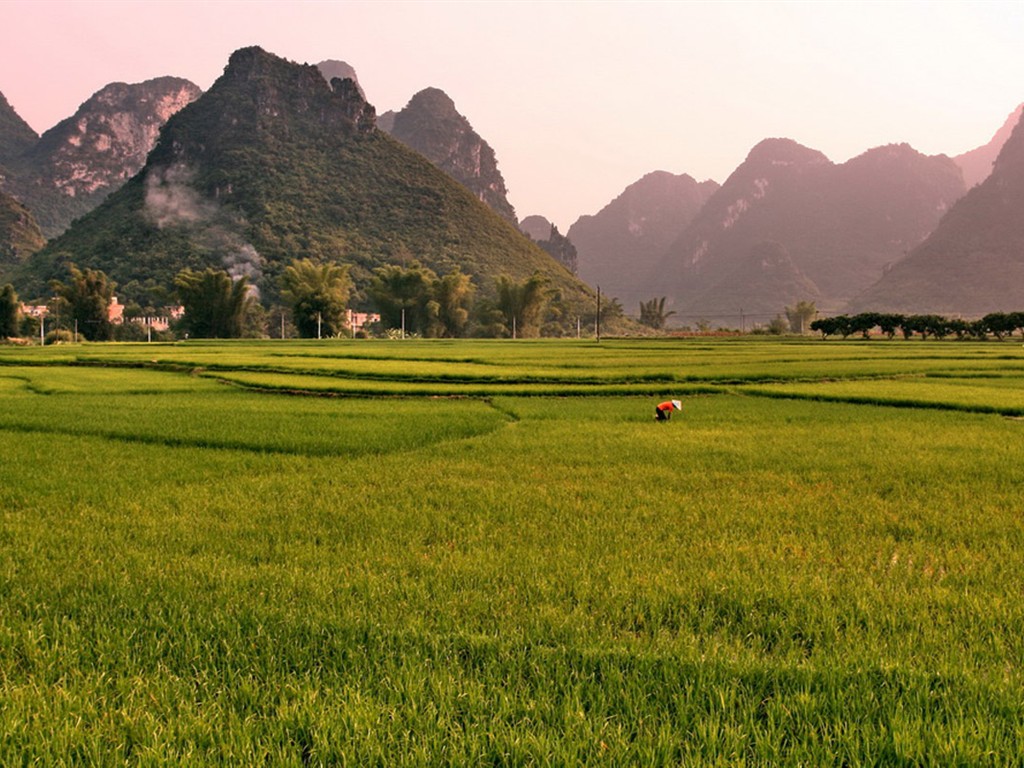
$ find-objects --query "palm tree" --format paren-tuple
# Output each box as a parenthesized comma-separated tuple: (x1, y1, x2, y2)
(638, 296, 676, 330)
(280, 258, 352, 338)
(496, 273, 550, 338)
(174, 267, 254, 338)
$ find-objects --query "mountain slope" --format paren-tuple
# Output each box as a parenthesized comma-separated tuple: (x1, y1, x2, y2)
(650, 139, 964, 318)
(0, 189, 45, 272)
(568, 171, 719, 309)
(19, 47, 590, 318)
(0, 90, 38, 164)
(3, 77, 201, 237)
(379, 88, 518, 224)
(849, 110, 1024, 314)
(955, 104, 1023, 188)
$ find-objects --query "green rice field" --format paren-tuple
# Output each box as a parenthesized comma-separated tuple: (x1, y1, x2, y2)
(1, 337, 1023, 765)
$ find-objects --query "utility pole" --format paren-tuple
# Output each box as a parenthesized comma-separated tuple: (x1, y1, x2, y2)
(596, 286, 601, 342)
(317, 311, 322, 340)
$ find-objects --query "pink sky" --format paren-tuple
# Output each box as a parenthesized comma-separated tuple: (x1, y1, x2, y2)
(2, 0, 1021, 229)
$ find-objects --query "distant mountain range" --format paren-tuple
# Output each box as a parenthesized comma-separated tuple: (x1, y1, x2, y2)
(0, 50, 1021, 321)
(567, 171, 719, 311)
(15, 47, 591, 325)
(849, 107, 1024, 315)
(518, 215, 577, 274)
(632, 140, 963, 318)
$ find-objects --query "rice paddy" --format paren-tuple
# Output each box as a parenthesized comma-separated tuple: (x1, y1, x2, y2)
(1, 337, 1023, 765)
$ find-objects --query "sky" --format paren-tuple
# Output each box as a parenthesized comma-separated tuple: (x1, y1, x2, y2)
(2, 0, 1021, 229)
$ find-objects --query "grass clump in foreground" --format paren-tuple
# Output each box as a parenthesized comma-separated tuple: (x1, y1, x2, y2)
(1, 339, 1024, 764)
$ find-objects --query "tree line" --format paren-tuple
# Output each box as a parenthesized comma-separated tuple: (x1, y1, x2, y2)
(1, 258, 605, 342)
(810, 312, 1024, 340)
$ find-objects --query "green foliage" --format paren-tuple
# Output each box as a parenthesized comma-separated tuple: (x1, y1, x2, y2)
(638, 296, 676, 329)
(44, 328, 75, 345)
(280, 258, 352, 338)
(0, 283, 18, 338)
(496, 272, 551, 338)
(428, 268, 474, 338)
(368, 262, 437, 335)
(0, 191, 45, 273)
(50, 264, 115, 341)
(174, 267, 254, 338)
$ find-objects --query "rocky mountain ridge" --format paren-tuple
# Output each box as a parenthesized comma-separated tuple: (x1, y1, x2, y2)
(0, 91, 38, 165)
(0, 189, 45, 271)
(378, 87, 518, 225)
(1, 77, 201, 237)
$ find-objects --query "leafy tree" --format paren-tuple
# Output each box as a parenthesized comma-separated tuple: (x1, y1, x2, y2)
(947, 318, 973, 340)
(982, 312, 1015, 341)
(784, 301, 816, 335)
(876, 313, 903, 340)
(368, 262, 438, 336)
(0, 283, 19, 339)
(1009, 312, 1024, 339)
(428, 268, 474, 338)
(51, 264, 116, 341)
(496, 273, 551, 338)
(849, 313, 880, 339)
(639, 297, 676, 330)
(810, 317, 838, 339)
(280, 258, 352, 338)
(902, 314, 947, 340)
(174, 267, 254, 338)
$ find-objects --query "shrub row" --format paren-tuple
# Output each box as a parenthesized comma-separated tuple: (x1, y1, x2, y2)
(810, 312, 1024, 340)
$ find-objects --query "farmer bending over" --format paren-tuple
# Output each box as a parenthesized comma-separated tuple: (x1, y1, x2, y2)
(655, 399, 682, 421)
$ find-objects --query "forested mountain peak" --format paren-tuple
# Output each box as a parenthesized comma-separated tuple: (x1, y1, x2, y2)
(17, 46, 591, 326)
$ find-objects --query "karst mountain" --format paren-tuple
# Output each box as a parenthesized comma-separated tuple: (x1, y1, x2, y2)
(18, 47, 589, 318)
(850, 108, 1024, 315)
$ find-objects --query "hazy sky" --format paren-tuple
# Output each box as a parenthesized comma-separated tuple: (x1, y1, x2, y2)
(2, 0, 1021, 229)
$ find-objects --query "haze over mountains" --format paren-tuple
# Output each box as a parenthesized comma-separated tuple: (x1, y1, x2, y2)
(954, 104, 1023, 189)
(649, 140, 965, 318)
(850, 109, 1024, 315)
(0, 46, 1020, 323)
(567, 171, 719, 310)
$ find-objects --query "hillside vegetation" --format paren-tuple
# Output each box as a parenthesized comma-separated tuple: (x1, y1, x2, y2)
(17, 48, 592, 326)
